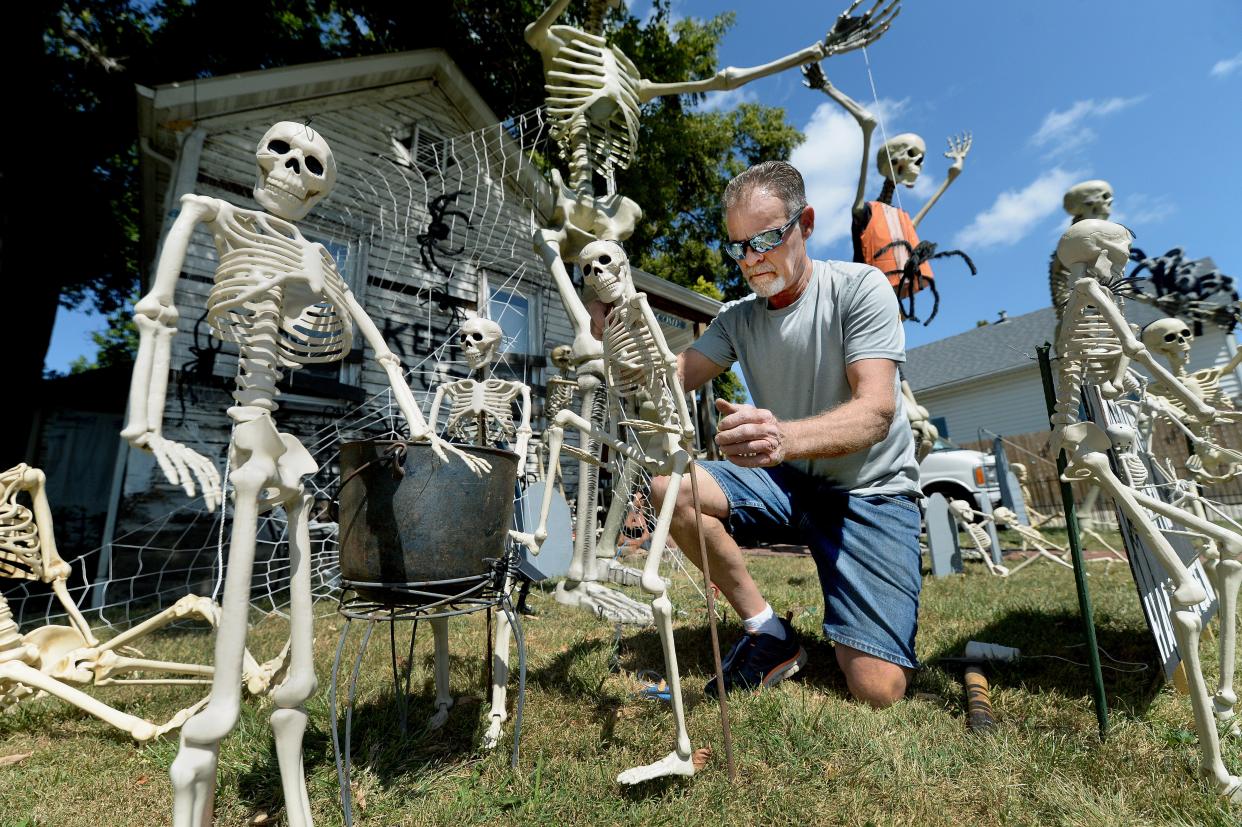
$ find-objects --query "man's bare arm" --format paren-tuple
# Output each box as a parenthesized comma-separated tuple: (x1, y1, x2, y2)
(715, 358, 897, 467)
(678, 348, 727, 393)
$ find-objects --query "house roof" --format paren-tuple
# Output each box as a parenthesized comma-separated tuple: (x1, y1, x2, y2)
(905, 307, 1055, 392)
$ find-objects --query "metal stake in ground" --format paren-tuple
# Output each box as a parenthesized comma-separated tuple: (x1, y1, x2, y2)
(689, 460, 737, 781)
(1036, 342, 1110, 738)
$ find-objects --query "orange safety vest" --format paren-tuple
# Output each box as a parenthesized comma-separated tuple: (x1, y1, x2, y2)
(859, 201, 934, 298)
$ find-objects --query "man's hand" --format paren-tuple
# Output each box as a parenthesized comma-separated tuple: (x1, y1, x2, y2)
(714, 399, 786, 467)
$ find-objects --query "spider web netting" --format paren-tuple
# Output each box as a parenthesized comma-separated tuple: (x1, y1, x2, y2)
(9, 106, 702, 632)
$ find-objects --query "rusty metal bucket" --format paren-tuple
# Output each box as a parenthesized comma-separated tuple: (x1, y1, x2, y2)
(338, 441, 518, 605)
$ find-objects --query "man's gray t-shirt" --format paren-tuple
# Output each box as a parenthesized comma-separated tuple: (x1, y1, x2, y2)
(691, 259, 920, 497)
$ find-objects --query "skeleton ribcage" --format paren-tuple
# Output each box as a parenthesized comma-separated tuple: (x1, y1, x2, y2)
(206, 207, 352, 367)
(546, 25, 642, 183)
(604, 312, 681, 432)
(1064, 302, 1124, 384)
(443, 381, 519, 448)
(0, 476, 40, 582)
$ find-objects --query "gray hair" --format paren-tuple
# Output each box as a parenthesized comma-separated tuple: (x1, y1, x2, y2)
(722, 160, 808, 220)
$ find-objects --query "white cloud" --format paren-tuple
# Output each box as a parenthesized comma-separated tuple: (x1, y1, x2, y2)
(1212, 52, 1242, 78)
(1111, 192, 1176, 228)
(1029, 96, 1145, 155)
(954, 167, 1083, 249)
(692, 87, 758, 113)
(791, 98, 910, 253)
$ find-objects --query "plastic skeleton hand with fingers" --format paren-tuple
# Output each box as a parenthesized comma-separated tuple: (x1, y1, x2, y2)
(943, 132, 972, 179)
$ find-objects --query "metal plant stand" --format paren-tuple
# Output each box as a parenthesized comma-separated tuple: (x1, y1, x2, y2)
(329, 553, 527, 827)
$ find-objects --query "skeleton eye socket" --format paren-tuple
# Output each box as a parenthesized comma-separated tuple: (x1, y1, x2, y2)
(908, 148, 921, 158)
(1164, 333, 1178, 342)
(1181, 329, 1191, 337)
(305, 156, 324, 176)
(597, 255, 612, 266)
(472, 333, 483, 341)
(267, 140, 291, 155)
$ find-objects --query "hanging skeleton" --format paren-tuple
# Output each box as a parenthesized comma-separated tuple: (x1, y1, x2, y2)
(420, 318, 532, 749)
(1052, 218, 1242, 801)
(0, 464, 286, 741)
(516, 241, 699, 784)
(121, 121, 485, 827)
(802, 61, 973, 325)
(1139, 318, 1242, 484)
(526, 0, 898, 620)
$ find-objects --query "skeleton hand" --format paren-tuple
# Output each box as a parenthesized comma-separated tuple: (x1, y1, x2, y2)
(714, 399, 786, 467)
(801, 62, 829, 90)
(944, 132, 971, 179)
(140, 434, 223, 512)
(820, 0, 901, 58)
(408, 427, 492, 475)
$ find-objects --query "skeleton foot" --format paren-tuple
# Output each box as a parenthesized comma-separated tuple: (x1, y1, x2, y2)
(1218, 774, 1242, 801)
(427, 700, 453, 731)
(481, 715, 504, 750)
(616, 749, 696, 785)
(555, 581, 653, 624)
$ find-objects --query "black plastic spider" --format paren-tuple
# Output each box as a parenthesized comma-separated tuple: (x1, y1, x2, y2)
(1129, 246, 1239, 334)
(416, 190, 471, 275)
(875, 239, 976, 325)
(175, 309, 225, 422)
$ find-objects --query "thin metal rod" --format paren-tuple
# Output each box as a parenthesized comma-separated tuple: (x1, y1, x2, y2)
(1037, 343, 1110, 738)
(689, 459, 737, 781)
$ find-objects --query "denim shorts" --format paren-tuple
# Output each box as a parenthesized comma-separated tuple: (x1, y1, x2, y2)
(698, 461, 923, 670)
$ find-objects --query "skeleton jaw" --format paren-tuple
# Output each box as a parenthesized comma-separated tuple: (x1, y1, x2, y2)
(255, 173, 313, 220)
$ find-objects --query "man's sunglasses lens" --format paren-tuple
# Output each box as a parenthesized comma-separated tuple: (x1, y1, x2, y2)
(724, 229, 782, 261)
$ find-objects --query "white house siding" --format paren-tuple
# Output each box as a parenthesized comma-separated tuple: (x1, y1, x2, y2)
(917, 365, 1051, 442)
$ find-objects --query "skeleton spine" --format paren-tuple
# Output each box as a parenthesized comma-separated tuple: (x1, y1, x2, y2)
(231, 293, 285, 415)
(0, 595, 22, 652)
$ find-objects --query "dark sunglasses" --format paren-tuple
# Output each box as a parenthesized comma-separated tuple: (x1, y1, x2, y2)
(723, 207, 805, 261)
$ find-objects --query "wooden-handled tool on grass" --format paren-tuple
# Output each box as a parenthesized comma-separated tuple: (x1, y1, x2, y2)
(937, 641, 1018, 733)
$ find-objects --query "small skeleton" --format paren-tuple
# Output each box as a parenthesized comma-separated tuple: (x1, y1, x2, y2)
(122, 121, 483, 827)
(1140, 317, 1242, 484)
(1009, 462, 1125, 562)
(0, 464, 285, 741)
(518, 240, 697, 784)
(946, 499, 1009, 577)
(1052, 218, 1242, 800)
(990, 506, 1074, 578)
(802, 60, 971, 324)
(421, 318, 532, 749)
(901, 379, 939, 462)
(527, 0, 897, 619)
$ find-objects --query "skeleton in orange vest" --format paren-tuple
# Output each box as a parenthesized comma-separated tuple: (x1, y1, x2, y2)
(803, 61, 975, 325)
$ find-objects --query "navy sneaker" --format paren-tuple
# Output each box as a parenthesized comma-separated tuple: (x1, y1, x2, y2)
(704, 618, 807, 697)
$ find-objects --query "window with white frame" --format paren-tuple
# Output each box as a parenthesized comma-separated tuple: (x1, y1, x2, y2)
(489, 286, 534, 357)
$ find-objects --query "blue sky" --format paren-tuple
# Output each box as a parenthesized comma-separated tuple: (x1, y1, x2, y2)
(44, 0, 1242, 370)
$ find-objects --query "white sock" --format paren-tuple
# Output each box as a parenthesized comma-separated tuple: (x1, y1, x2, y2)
(743, 603, 785, 639)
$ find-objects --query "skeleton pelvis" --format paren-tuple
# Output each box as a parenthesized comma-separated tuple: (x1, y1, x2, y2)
(228, 413, 318, 507)
(21, 625, 91, 681)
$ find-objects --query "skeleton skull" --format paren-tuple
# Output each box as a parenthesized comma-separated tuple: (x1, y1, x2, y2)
(1063, 180, 1114, 221)
(550, 344, 574, 372)
(876, 133, 926, 188)
(459, 318, 504, 372)
(1141, 318, 1193, 366)
(1010, 462, 1028, 482)
(1055, 219, 1133, 280)
(254, 122, 337, 221)
(579, 239, 633, 304)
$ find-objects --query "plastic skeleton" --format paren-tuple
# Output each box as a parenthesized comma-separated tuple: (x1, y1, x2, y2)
(526, 0, 897, 621)
(1140, 318, 1242, 484)
(946, 499, 1009, 577)
(1008, 462, 1125, 563)
(802, 60, 972, 324)
(121, 121, 483, 827)
(1052, 218, 1242, 800)
(520, 240, 698, 784)
(1051, 180, 1113, 324)
(421, 319, 532, 748)
(0, 464, 285, 740)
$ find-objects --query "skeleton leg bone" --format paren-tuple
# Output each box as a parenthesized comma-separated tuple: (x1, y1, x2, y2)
(428, 617, 453, 730)
(482, 608, 512, 750)
(1211, 558, 1242, 725)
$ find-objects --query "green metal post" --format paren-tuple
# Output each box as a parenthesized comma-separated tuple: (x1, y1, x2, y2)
(1037, 343, 1110, 738)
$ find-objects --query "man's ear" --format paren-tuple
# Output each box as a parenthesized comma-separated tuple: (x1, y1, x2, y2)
(801, 205, 815, 240)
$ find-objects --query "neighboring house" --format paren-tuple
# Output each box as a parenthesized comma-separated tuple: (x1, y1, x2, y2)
(27, 49, 720, 607)
(905, 304, 1242, 443)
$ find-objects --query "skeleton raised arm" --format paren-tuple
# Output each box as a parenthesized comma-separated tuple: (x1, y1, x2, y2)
(911, 132, 971, 228)
(802, 61, 877, 217)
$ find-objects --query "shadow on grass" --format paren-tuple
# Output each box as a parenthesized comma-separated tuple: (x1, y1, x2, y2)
(923, 606, 1163, 718)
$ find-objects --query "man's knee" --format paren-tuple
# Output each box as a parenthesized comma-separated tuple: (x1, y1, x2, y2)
(835, 644, 910, 708)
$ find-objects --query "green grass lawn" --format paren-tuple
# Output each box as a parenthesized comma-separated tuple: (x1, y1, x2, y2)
(2, 549, 1239, 826)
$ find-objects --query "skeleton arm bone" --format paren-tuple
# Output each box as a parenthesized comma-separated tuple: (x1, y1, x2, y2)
(515, 385, 533, 477)
(339, 291, 490, 474)
(1077, 278, 1216, 421)
(20, 466, 98, 646)
(637, 0, 899, 101)
(911, 133, 971, 228)
(524, 0, 574, 59)
(803, 63, 875, 216)
(121, 195, 223, 510)
(632, 294, 695, 442)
